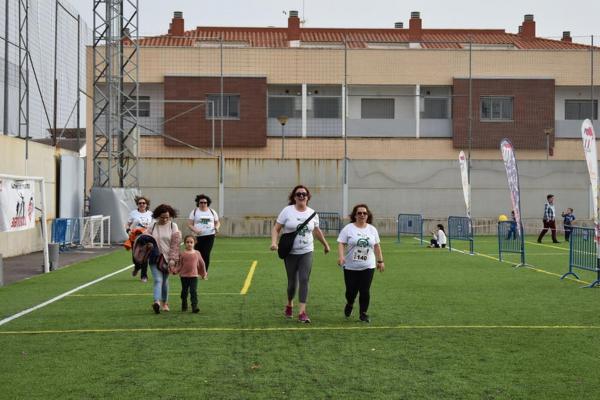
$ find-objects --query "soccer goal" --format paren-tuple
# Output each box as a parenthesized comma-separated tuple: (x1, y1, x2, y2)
(0, 174, 50, 273)
(80, 215, 111, 248)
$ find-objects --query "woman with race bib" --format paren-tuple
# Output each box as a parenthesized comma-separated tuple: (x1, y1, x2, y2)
(337, 204, 384, 323)
(270, 185, 330, 323)
(187, 194, 220, 271)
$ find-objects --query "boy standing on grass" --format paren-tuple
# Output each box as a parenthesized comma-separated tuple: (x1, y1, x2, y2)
(172, 235, 207, 313)
(561, 208, 575, 242)
(537, 194, 560, 244)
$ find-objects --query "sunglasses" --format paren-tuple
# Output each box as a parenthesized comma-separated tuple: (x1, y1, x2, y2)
(356, 211, 368, 216)
(137, 202, 146, 205)
(198, 201, 208, 204)
(295, 192, 308, 198)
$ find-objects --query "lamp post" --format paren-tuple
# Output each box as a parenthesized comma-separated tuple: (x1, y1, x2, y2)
(544, 128, 553, 160)
(277, 115, 288, 159)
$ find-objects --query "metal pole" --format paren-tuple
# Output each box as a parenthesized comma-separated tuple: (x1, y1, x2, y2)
(53, 0, 58, 146)
(591, 35, 595, 121)
(76, 15, 81, 151)
(3, 0, 9, 136)
(219, 36, 224, 216)
(0, 253, 3, 286)
(40, 179, 50, 273)
(281, 124, 284, 159)
(342, 36, 348, 217)
(467, 39, 473, 187)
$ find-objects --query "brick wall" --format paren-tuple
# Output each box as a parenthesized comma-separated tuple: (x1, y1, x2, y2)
(164, 76, 267, 147)
(453, 78, 555, 150)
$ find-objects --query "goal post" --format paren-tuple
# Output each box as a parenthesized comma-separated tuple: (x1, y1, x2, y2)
(0, 174, 50, 273)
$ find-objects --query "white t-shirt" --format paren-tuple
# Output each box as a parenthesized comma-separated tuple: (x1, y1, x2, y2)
(188, 208, 219, 236)
(276, 205, 320, 255)
(127, 209, 153, 229)
(337, 223, 380, 270)
(435, 229, 447, 246)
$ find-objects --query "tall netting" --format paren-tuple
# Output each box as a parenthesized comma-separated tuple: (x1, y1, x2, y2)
(113, 29, 599, 234)
(0, 0, 89, 141)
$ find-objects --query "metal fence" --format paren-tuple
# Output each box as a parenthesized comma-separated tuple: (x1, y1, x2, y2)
(561, 227, 599, 287)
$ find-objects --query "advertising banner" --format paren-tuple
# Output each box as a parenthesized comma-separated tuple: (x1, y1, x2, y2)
(0, 178, 36, 232)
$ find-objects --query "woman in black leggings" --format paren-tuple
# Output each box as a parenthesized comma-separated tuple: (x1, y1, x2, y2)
(187, 194, 220, 271)
(337, 204, 385, 323)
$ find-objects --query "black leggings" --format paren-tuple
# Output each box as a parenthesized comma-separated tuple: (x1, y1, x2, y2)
(194, 235, 215, 271)
(343, 268, 375, 314)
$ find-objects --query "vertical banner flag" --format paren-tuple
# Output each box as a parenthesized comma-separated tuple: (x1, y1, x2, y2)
(581, 119, 599, 243)
(500, 139, 522, 236)
(458, 151, 471, 217)
(0, 178, 36, 232)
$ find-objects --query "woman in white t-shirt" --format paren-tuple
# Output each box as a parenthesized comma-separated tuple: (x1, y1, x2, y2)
(126, 196, 153, 281)
(126, 196, 153, 232)
(337, 204, 384, 323)
(270, 185, 331, 323)
(187, 194, 220, 271)
(428, 224, 447, 248)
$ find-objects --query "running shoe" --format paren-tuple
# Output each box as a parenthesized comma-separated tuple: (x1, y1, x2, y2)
(284, 305, 293, 318)
(298, 311, 311, 323)
(162, 303, 170, 312)
(152, 302, 160, 314)
(359, 313, 370, 323)
(344, 304, 353, 318)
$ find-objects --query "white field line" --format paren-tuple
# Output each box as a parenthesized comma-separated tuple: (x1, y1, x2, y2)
(0, 264, 134, 327)
(411, 237, 589, 285)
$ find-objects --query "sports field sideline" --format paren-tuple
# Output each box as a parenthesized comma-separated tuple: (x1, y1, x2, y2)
(1, 236, 598, 399)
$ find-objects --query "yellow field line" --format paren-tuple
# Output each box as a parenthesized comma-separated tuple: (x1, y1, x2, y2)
(240, 260, 258, 295)
(3, 324, 600, 335)
(69, 293, 240, 297)
(525, 241, 568, 251)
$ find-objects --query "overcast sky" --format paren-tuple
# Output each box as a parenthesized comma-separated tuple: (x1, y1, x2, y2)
(69, 0, 599, 44)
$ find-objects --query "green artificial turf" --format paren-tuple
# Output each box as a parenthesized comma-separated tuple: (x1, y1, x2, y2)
(0, 236, 598, 399)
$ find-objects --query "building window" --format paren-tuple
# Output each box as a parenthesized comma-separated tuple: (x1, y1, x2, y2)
(313, 97, 341, 118)
(206, 94, 240, 119)
(361, 98, 395, 119)
(480, 96, 513, 121)
(421, 98, 448, 119)
(268, 97, 301, 118)
(565, 100, 598, 120)
(124, 96, 150, 117)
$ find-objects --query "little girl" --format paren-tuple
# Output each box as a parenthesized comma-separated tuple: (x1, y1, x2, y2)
(428, 224, 447, 248)
(173, 235, 207, 313)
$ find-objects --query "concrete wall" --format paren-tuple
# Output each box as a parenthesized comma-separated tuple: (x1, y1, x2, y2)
(136, 156, 592, 236)
(0, 136, 77, 257)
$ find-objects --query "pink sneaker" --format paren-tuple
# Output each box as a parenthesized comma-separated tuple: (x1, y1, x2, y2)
(284, 305, 293, 318)
(298, 311, 311, 323)
(162, 303, 170, 312)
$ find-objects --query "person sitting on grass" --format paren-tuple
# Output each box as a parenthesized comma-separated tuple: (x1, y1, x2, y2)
(171, 235, 207, 313)
(428, 224, 447, 248)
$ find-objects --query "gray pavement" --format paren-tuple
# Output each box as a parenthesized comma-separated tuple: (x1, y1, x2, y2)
(1, 246, 120, 286)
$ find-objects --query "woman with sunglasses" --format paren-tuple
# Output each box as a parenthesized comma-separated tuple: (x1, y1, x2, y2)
(187, 194, 220, 271)
(126, 196, 153, 232)
(337, 204, 384, 323)
(270, 185, 330, 323)
(126, 196, 153, 281)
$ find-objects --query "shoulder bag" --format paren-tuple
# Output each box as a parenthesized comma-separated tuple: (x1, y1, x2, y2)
(277, 211, 317, 259)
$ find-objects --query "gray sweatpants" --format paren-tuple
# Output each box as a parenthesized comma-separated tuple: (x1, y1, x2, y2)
(284, 252, 313, 303)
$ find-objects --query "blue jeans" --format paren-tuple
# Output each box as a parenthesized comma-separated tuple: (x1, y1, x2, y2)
(150, 263, 169, 302)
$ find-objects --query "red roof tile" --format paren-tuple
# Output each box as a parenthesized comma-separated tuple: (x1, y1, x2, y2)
(136, 26, 592, 50)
